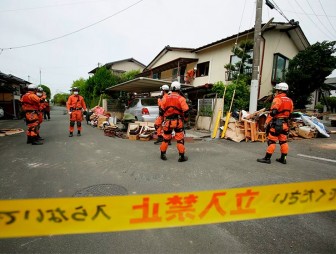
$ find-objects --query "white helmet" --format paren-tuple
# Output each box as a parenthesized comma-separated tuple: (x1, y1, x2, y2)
(27, 84, 38, 90)
(275, 82, 288, 91)
(37, 87, 43, 92)
(171, 81, 181, 91)
(161, 84, 169, 91)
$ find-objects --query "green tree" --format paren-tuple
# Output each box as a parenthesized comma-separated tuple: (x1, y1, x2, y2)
(71, 78, 86, 92)
(212, 76, 250, 112)
(224, 39, 253, 83)
(120, 69, 141, 82)
(285, 41, 336, 109)
(53, 93, 69, 106)
(39, 84, 51, 99)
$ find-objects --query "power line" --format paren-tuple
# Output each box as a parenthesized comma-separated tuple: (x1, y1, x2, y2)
(268, 0, 290, 22)
(0, 0, 110, 13)
(305, 0, 335, 37)
(282, 9, 336, 18)
(318, 0, 336, 35)
(293, 0, 333, 40)
(0, 0, 145, 51)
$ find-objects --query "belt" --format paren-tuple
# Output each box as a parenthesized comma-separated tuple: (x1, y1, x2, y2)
(165, 114, 180, 120)
(71, 108, 82, 110)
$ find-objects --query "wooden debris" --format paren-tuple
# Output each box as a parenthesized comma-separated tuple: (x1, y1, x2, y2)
(244, 108, 266, 120)
(0, 128, 24, 136)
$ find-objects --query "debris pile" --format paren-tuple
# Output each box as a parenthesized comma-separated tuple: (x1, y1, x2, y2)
(216, 109, 332, 142)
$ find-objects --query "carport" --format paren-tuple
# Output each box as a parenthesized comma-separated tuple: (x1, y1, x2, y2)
(105, 77, 193, 94)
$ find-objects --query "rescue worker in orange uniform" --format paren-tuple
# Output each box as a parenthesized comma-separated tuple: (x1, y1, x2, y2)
(160, 81, 189, 162)
(154, 84, 170, 145)
(66, 87, 87, 137)
(43, 100, 51, 120)
(184, 67, 197, 84)
(257, 82, 294, 164)
(36, 87, 47, 141)
(20, 84, 44, 145)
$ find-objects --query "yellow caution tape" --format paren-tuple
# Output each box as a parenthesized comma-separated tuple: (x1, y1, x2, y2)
(0, 179, 335, 238)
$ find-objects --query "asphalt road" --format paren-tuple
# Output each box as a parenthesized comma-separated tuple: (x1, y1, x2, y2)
(0, 106, 335, 254)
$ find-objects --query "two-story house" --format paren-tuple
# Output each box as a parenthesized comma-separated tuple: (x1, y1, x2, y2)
(88, 58, 146, 75)
(107, 22, 309, 106)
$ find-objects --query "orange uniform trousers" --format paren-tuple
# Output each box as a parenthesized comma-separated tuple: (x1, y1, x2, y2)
(69, 110, 83, 133)
(154, 116, 164, 136)
(160, 118, 185, 154)
(25, 111, 40, 138)
(266, 121, 289, 155)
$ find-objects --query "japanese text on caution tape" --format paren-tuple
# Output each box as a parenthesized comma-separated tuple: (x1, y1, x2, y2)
(0, 179, 335, 238)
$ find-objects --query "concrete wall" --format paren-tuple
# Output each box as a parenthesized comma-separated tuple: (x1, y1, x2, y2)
(196, 98, 224, 131)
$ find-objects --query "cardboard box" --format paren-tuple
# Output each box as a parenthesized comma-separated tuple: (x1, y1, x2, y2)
(129, 134, 139, 140)
(139, 136, 151, 141)
(97, 116, 108, 127)
(127, 123, 140, 137)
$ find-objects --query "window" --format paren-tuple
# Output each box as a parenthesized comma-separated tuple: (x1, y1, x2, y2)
(226, 51, 253, 81)
(153, 73, 161, 79)
(272, 53, 289, 83)
(196, 62, 210, 77)
(141, 98, 157, 106)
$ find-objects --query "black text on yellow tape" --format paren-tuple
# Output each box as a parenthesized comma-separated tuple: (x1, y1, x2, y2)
(0, 179, 335, 238)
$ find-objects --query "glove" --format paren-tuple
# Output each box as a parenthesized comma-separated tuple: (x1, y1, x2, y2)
(68, 112, 72, 115)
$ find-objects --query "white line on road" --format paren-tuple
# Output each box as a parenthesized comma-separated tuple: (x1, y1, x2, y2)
(297, 154, 336, 163)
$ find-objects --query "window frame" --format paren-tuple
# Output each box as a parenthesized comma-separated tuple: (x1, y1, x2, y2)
(196, 61, 210, 77)
(271, 53, 289, 83)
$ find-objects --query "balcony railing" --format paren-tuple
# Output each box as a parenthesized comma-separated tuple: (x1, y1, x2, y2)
(225, 68, 252, 81)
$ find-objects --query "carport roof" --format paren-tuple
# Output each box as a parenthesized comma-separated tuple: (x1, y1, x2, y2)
(105, 77, 193, 93)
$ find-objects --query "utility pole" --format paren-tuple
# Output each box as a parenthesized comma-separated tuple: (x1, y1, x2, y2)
(249, 0, 263, 113)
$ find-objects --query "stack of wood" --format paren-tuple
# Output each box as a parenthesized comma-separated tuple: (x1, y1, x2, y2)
(103, 126, 124, 138)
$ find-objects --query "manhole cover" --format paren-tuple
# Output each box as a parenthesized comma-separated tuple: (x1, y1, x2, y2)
(73, 184, 128, 197)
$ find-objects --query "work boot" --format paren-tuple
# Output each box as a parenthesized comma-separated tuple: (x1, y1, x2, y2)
(276, 154, 287, 164)
(77, 131, 81, 136)
(257, 153, 272, 164)
(31, 137, 43, 145)
(178, 153, 188, 162)
(168, 139, 172, 146)
(154, 135, 163, 145)
(37, 135, 44, 141)
(69, 132, 73, 137)
(27, 136, 32, 144)
(160, 151, 167, 161)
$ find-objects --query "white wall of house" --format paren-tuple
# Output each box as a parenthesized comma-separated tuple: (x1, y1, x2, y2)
(112, 61, 145, 72)
(193, 40, 236, 87)
(259, 30, 300, 98)
(152, 51, 196, 68)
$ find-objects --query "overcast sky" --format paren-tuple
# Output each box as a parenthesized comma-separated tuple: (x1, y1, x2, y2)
(1, 0, 335, 95)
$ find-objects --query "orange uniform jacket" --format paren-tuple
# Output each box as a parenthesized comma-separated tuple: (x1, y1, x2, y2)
(21, 92, 41, 111)
(67, 95, 86, 111)
(266, 93, 293, 125)
(161, 92, 189, 118)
